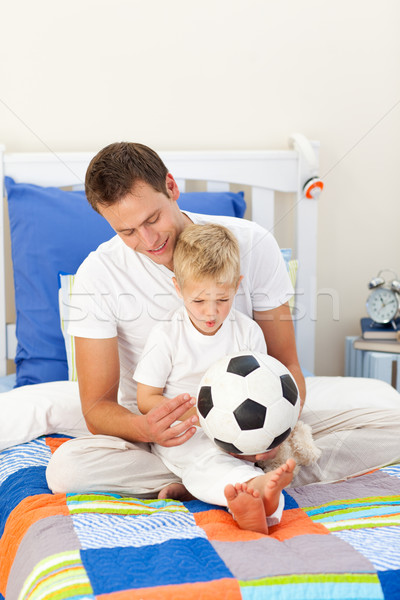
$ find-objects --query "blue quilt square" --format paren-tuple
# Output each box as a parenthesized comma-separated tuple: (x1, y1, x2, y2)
(283, 489, 299, 509)
(0, 467, 50, 537)
(378, 569, 400, 600)
(81, 537, 234, 594)
(183, 499, 225, 513)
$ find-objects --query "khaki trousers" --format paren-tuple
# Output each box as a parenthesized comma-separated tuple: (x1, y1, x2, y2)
(46, 377, 400, 495)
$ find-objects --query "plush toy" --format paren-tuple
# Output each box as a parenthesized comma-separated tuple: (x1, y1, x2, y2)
(256, 420, 321, 478)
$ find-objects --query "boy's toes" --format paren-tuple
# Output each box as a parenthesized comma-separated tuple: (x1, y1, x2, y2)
(224, 484, 238, 502)
(286, 458, 296, 472)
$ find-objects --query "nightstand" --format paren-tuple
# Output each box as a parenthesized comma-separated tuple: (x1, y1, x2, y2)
(345, 336, 400, 392)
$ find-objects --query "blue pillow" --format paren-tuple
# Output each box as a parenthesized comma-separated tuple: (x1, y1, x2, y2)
(5, 177, 246, 387)
(6, 177, 116, 387)
(178, 191, 246, 218)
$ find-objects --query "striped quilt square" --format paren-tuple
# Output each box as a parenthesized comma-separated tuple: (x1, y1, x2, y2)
(71, 511, 207, 549)
(381, 465, 400, 479)
(18, 550, 94, 600)
(239, 573, 384, 600)
(0, 439, 51, 486)
(304, 497, 400, 531)
(67, 493, 188, 516)
(334, 527, 400, 571)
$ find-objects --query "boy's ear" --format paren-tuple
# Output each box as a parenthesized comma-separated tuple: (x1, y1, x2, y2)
(172, 276, 183, 298)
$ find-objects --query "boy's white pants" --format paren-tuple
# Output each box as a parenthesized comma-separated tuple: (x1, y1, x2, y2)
(152, 426, 284, 525)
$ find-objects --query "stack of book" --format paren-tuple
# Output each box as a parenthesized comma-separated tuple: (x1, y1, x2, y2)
(353, 317, 400, 353)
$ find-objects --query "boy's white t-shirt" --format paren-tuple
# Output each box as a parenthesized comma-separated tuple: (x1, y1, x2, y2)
(67, 212, 293, 412)
(134, 307, 285, 522)
(133, 306, 267, 399)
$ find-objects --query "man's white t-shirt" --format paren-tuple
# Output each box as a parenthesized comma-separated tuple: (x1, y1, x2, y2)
(67, 212, 293, 412)
(133, 306, 267, 399)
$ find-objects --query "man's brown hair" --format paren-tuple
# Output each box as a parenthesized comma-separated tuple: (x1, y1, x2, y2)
(85, 142, 169, 212)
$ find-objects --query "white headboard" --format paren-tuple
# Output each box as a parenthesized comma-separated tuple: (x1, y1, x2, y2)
(0, 137, 321, 378)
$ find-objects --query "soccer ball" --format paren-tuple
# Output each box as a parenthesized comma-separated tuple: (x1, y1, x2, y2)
(197, 351, 300, 455)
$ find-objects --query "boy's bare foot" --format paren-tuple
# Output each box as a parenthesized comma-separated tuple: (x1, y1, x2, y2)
(250, 458, 296, 516)
(158, 482, 195, 501)
(224, 482, 269, 534)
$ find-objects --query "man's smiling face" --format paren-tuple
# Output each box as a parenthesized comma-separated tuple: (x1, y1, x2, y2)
(99, 174, 189, 271)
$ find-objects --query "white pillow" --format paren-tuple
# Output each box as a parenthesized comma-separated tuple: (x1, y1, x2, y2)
(0, 380, 89, 451)
(304, 376, 400, 435)
(306, 376, 400, 409)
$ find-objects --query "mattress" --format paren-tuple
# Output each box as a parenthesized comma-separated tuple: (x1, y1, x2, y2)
(1, 435, 400, 599)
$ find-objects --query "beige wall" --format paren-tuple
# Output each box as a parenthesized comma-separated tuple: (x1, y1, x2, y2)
(1, 0, 399, 375)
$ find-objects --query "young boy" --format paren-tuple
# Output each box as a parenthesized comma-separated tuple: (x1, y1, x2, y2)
(134, 224, 295, 534)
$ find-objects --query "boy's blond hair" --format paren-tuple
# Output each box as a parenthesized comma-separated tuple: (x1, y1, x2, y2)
(173, 224, 241, 289)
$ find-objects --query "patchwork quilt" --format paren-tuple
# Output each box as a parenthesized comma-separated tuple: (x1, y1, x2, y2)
(1, 435, 400, 600)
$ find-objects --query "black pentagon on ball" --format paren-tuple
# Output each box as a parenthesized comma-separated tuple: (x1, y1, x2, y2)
(214, 438, 243, 454)
(234, 398, 267, 430)
(227, 354, 260, 377)
(267, 427, 292, 450)
(280, 374, 298, 406)
(197, 386, 213, 419)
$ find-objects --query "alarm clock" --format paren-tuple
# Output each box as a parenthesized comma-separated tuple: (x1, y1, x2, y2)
(366, 269, 400, 325)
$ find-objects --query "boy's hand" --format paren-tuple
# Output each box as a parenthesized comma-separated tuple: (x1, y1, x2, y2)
(144, 394, 198, 446)
(229, 446, 280, 463)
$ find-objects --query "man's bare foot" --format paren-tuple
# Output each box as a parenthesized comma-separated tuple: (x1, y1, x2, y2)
(250, 458, 296, 516)
(224, 482, 269, 534)
(158, 482, 195, 501)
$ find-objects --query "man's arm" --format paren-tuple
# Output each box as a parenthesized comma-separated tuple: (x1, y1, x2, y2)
(75, 336, 198, 446)
(253, 303, 306, 411)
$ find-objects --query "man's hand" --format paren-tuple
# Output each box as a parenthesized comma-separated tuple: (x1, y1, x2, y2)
(143, 393, 198, 447)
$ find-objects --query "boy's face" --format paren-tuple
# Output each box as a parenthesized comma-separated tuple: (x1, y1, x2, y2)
(98, 174, 189, 271)
(175, 277, 240, 336)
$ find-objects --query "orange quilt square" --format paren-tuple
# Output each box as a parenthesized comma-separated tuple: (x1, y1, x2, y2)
(268, 508, 330, 541)
(45, 436, 72, 454)
(194, 507, 329, 542)
(97, 578, 242, 600)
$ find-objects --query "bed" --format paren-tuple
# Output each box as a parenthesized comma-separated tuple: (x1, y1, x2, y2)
(1, 138, 400, 600)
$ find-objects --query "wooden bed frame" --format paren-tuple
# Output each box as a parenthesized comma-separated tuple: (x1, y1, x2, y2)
(0, 136, 321, 378)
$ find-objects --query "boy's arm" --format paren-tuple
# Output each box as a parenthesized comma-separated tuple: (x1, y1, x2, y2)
(137, 383, 167, 414)
(137, 382, 198, 421)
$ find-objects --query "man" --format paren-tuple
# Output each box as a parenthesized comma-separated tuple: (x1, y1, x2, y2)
(46, 142, 400, 496)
